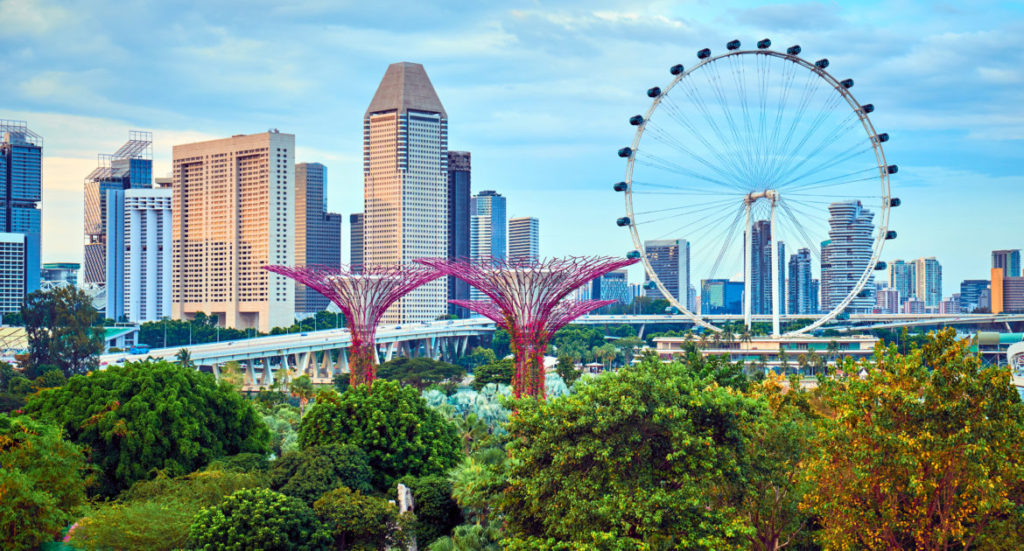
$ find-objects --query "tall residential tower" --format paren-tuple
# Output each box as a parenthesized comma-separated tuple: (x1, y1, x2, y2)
(508, 216, 540, 263)
(820, 200, 875, 314)
(295, 162, 342, 314)
(364, 62, 448, 322)
(0, 120, 42, 295)
(171, 131, 295, 332)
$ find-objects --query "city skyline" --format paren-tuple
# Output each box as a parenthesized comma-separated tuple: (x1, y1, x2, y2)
(1, 0, 1022, 292)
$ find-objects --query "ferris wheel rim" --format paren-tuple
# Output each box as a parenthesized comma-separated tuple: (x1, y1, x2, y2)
(621, 45, 892, 336)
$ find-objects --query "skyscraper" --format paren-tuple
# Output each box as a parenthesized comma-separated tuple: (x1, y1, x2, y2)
(0, 233, 27, 314)
(109, 188, 172, 323)
(747, 221, 785, 315)
(913, 257, 942, 307)
(820, 201, 875, 313)
(701, 279, 743, 314)
(992, 249, 1021, 278)
(959, 279, 989, 312)
(592, 269, 630, 306)
(84, 131, 152, 286)
(349, 213, 364, 269)
(0, 120, 42, 294)
(295, 162, 342, 314)
(508, 216, 540, 262)
(447, 151, 471, 317)
(470, 191, 506, 261)
(887, 259, 917, 304)
(787, 248, 814, 315)
(171, 131, 295, 332)
(644, 239, 690, 305)
(364, 62, 448, 323)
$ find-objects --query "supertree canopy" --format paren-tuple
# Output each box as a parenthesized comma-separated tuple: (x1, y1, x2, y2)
(263, 264, 442, 387)
(416, 256, 639, 398)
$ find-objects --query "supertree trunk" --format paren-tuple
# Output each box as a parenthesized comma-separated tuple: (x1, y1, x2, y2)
(348, 332, 378, 388)
(509, 326, 547, 399)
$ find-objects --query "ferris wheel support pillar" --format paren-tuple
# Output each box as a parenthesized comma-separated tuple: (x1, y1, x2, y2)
(769, 194, 781, 337)
(743, 203, 752, 331)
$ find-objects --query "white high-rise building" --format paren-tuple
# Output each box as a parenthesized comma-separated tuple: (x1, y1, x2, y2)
(171, 131, 295, 332)
(508, 216, 539, 262)
(364, 62, 448, 323)
(0, 233, 26, 314)
(122, 188, 171, 323)
(820, 201, 875, 314)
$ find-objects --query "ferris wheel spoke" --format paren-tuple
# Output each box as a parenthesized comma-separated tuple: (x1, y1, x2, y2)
(775, 116, 864, 188)
(659, 102, 749, 186)
(786, 172, 879, 194)
(632, 196, 739, 217)
(645, 123, 748, 188)
(709, 205, 747, 279)
(636, 154, 742, 191)
(778, 141, 873, 190)
(761, 70, 822, 184)
(650, 202, 743, 241)
(765, 91, 846, 187)
(632, 198, 741, 226)
(709, 61, 758, 183)
(778, 200, 824, 265)
(631, 181, 738, 196)
(727, 56, 760, 180)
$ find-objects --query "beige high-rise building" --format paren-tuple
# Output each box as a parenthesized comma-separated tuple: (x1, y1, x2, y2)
(171, 131, 295, 332)
(364, 62, 448, 322)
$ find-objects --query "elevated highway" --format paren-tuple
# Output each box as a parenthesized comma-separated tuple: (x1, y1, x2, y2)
(99, 318, 495, 387)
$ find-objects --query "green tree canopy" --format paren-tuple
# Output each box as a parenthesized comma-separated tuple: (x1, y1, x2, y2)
(472, 358, 514, 390)
(805, 329, 1024, 550)
(502, 358, 766, 549)
(188, 487, 330, 550)
(23, 360, 270, 496)
(22, 286, 104, 377)
(0, 414, 91, 551)
(378, 357, 466, 390)
(396, 475, 463, 546)
(269, 443, 373, 504)
(299, 382, 462, 491)
(314, 485, 409, 551)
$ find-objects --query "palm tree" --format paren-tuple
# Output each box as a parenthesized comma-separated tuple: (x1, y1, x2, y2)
(797, 354, 809, 376)
(827, 340, 840, 365)
(176, 348, 193, 369)
(778, 345, 790, 374)
(721, 327, 735, 349)
(740, 329, 754, 345)
(288, 375, 316, 416)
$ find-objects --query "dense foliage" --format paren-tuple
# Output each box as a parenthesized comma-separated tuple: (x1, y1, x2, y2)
(188, 487, 330, 550)
(0, 414, 91, 551)
(472, 358, 514, 390)
(378, 357, 466, 390)
(22, 286, 104, 377)
(71, 470, 265, 550)
(502, 356, 766, 549)
(805, 328, 1024, 549)
(300, 382, 462, 490)
(24, 361, 270, 496)
(269, 443, 374, 504)
(396, 475, 463, 546)
(314, 485, 410, 550)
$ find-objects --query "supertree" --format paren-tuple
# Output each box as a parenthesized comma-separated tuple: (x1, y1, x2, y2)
(262, 264, 442, 387)
(415, 256, 639, 398)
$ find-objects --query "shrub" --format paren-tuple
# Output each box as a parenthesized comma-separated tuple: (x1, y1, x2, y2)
(471, 359, 513, 390)
(187, 487, 329, 550)
(23, 360, 270, 496)
(314, 485, 409, 550)
(397, 475, 462, 546)
(0, 415, 90, 551)
(299, 381, 461, 490)
(269, 443, 373, 504)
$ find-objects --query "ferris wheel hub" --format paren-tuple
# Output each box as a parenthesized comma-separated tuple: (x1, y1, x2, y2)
(744, 189, 780, 205)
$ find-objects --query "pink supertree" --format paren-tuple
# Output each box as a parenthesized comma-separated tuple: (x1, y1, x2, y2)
(263, 264, 442, 388)
(415, 256, 639, 398)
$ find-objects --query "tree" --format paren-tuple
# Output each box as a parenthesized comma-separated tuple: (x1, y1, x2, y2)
(555, 354, 580, 386)
(269, 443, 373, 504)
(70, 470, 264, 551)
(378, 357, 466, 390)
(175, 348, 193, 368)
(314, 486, 410, 550)
(187, 487, 330, 550)
(289, 374, 316, 416)
(613, 336, 644, 366)
(502, 358, 765, 549)
(22, 286, 104, 377)
(804, 329, 1024, 549)
(34, 368, 66, 389)
(299, 382, 462, 490)
(0, 415, 91, 551)
(459, 347, 497, 371)
(472, 359, 514, 390)
(490, 329, 511, 357)
(397, 475, 463, 546)
(23, 360, 270, 496)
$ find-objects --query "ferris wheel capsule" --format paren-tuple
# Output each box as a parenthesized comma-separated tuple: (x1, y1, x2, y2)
(757, 38, 771, 49)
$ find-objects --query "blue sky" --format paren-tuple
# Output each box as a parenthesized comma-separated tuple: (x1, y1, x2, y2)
(1, 0, 1022, 294)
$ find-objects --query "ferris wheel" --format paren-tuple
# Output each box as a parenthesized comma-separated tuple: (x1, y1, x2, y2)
(616, 38, 898, 336)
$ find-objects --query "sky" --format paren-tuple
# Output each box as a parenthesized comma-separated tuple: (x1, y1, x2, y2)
(1, 0, 1022, 294)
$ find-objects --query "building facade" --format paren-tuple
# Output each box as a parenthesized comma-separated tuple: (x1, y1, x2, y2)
(876, 286, 900, 314)
(592, 269, 630, 306)
(447, 151, 471, 317)
(993, 249, 1021, 278)
(364, 62, 449, 323)
(701, 279, 743, 315)
(41, 263, 79, 287)
(349, 213, 364, 269)
(0, 121, 42, 295)
(747, 221, 786, 315)
(109, 188, 172, 323)
(959, 279, 990, 312)
(84, 131, 152, 286)
(295, 162, 342, 314)
(887, 259, 917, 306)
(644, 239, 690, 305)
(171, 131, 295, 332)
(0, 233, 26, 314)
(508, 216, 539, 263)
(787, 248, 815, 315)
(913, 257, 942, 307)
(820, 201, 875, 314)
(470, 190, 506, 262)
